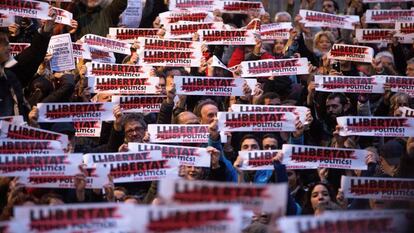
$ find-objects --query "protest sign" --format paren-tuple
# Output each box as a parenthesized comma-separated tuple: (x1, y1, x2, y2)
(12, 203, 136, 233)
(213, 1, 265, 14)
(299, 10, 359, 30)
(0, 115, 24, 126)
(158, 179, 287, 214)
(240, 58, 309, 77)
(84, 151, 161, 166)
(165, 21, 223, 39)
(109, 27, 159, 43)
(282, 144, 368, 170)
(128, 143, 211, 167)
(112, 95, 165, 113)
(260, 22, 292, 41)
(137, 37, 201, 51)
(217, 112, 296, 132)
(337, 116, 414, 137)
(395, 22, 414, 44)
(366, 9, 414, 23)
(88, 76, 159, 94)
(211, 55, 232, 71)
(169, 0, 215, 11)
(10, 43, 30, 57)
(89, 47, 116, 63)
(363, 0, 412, 2)
(81, 34, 131, 55)
(159, 11, 214, 25)
(48, 33, 75, 72)
(74, 121, 102, 137)
(72, 43, 91, 60)
(355, 29, 395, 43)
(120, 0, 142, 27)
(0, 14, 14, 27)
(315, 75, 385, 94)
(0, 0, 50, 20)
(174, 76, 252, 96)
(381, 75, 414, 97)
(0, 121, 68, 148)
(86, 62, 151, 78)
(341, 176, 414, 201)
(53, 7, 72, 26)
(328, 44, 374, 63)
(138, 49, 202, 67)
(148, 124, 210, 143)
(37, 102, 115, 122)
(399, 106, 414, 117)
(198, 29, 256, 45)
(0, 139, 63, 155)
(231, 104, 310, 125)
(20, 165, 110, 189)
(0, 153, 82, 177)
(238, 150, 279, 170)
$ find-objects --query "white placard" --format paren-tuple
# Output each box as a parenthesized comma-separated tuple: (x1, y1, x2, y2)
(238, 150, 279, 170)
(86, 62, 151, 78)
(72, 43, 91, 60)
(0, 139, 63, 155)
(148, 124, 210, 143)
(299, 10, 359, 30)
(328, 44, 374, 63)
(112, 95, 165, 113)
(395, 22, 414, 44)
(363, 0, 412, 2)
(0, 0, 50, 20)
(53, 7, 72, 26)
(37, 102, 115, 122)
(81, 34, 131, 55)
(213, 1, 264, 14)
(337, 116, 414, 137)
(10, 43, 30, 57)
(120, 0, 142, 28)
(90, 47, 116, 63)
(0, 115, 24, 125)
(128, 143, 211, 167)
(260, 22, 292, 41)
(240, 58, 309, 77)
(315, 75, 385, 94)
(381, 75, 414, 97)
(159, 11, 214, 25)
(138, 49, 202, 67)
(174, 76, 250, 96)
(109, 28, 159, 43)
(169, 0, 215, 11)
(217, 112, 296, 132)
(84, 151, 161, 166)
(282, 144, 368, 170)
(74, 121, 102, 137)
(355, 29, 395, 43)
(137, 37, 201, 51)
(88, 76, 159, 94)
(198, 29, 256, 45)
(399, 106, 414, 117)
(165, 21, 223, 39)
(366, 9, 414, 23)
(48, 33, 75, 72)
(0, 14, 14, 27)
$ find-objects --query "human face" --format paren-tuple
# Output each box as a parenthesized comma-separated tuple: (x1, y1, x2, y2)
(380, 56, 393, 68)
(326, 97, 344, 119)
(184, 166, 203, 180)
(406, 63, 414, 77)
(273, 40, 286, 55)
(86, 0, 102, 7)
(49, 198, 64, 205)
(392, 99, 409, 117)
(322, 1, 335, 14)
(287, 170, 298, 190)
(311, 184, 331, 211)
(0, 41, 11, 64)
(241, 138, 260, 151)
(200, 104, 218, 124)
(264, 97, 281, 105)
(158, 77, 166, 95)
(262, 137, 278, 150)
(124, 121, 145, 143)
(317, 35, 332, 53)
(114, 190, 126, 202)
(96, 93, 112, 102)
(275, 15, 290, 23)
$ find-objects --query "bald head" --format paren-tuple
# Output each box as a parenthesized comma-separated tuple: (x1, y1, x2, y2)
(176, 112, 199, 124)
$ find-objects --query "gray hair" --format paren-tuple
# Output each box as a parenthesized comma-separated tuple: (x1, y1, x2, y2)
(274, 12, 292, 22)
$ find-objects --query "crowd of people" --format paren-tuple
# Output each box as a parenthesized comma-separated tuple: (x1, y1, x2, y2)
(0, 0, 414, 232)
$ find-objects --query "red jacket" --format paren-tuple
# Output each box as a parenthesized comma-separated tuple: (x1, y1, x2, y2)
(228, 47, 275, 68)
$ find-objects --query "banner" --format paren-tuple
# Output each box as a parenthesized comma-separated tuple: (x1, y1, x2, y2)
(399, 106, 414, 117)
(88, 76, 159, 94)
(48, 33, 75, 72)
(84, 151, 161, 166)
(137, 37, 201, 51)
(81, 34, 131, 55)
(217, 112, 296, 132)
(0, 0, 50, 20)
(90, 47, 116, 63)
(277, 209, 413, 233)
(53, 7, 72, 26)
(169, 0, 215, 11)
(159, 11, 214, 25)
(109, 27, 159, 43)
(13, 203, 136, 232)
(363, 0, 412, 2)
(315, 75, 385, 94)
(328, 44, 374, 63)
(240, 58, 309, 77)
(0, 153, 82, 177)
(137, 49, 202, 67)
(120, 0, 142, 28)
(10, 43, 30, 57)
(299, 10, 359, 30)
(72, 43, 91, 60)
(148, 124, 210, 143)
(86, 62, 151, 78)
(0, 121, 68, 148)
(198, 29, 256, 45)
(20, 166, 110, 189)
(0, 14, 14, 27)
(341, 176, 414, 201)
(282, 144, 368, 170)
(381, 75, 414, 97)
(355, 29, 395, 43)
(260, 22, 292, 41)
(0, 139, 63, 155)
(165, 21, 223, 39)
(158, 179, 287, 214)
(366, 9, 414, 23)
(238, 150, 279, 170)
(0, 115, 24, 125)
(112, 95, 165, 113)
(74, 121, 102, 137)
(337, 116, 414, 137)
(174, 76, 250, 96)
(37, 102, 115, 122)
(144, 204, 243, 233)
(213, 1, 264, 14)
(395, 22, 414, 44)
(230, 104, 310, 125)
(128, 143, 211, 167)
